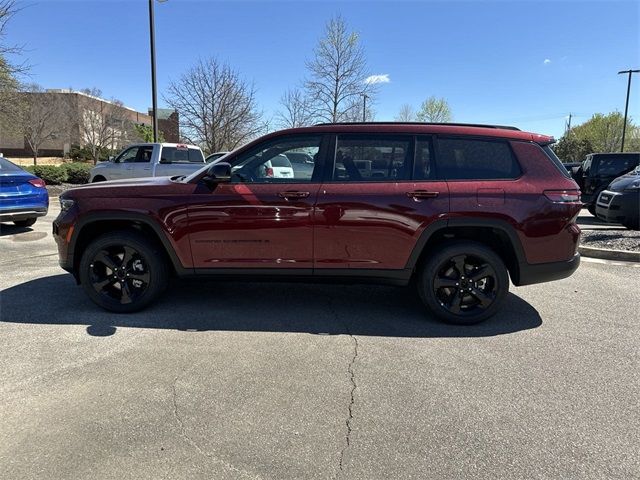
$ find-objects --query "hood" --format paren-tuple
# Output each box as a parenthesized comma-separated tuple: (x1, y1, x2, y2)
(61, 176, 189, 199)
(608, 168, 640, 192)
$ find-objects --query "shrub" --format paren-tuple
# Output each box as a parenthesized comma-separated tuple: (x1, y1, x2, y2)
(23, 165, 36, 175)
(63, 162, 92, 184)
(32, 165, 68, 185)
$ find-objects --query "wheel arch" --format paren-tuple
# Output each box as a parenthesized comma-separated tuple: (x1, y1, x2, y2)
(406, 218, 527, 285)
(70, 212, 191, 281)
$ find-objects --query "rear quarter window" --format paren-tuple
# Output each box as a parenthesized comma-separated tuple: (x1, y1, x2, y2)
(436, 138, 521, 180)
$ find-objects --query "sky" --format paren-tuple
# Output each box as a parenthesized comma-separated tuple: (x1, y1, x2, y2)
(5, 0, 640, 139)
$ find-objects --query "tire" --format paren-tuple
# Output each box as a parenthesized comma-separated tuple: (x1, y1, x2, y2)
(587, 204, 596, 216)
(13, 217, 37, 227)
(92, 176, 106, 183)
(78, 231, 169, 313)
(417, 241, 509, 325)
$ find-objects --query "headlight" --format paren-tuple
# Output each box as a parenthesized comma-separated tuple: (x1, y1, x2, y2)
(624, 181, 640, 191)
(60, 198, 75, 211)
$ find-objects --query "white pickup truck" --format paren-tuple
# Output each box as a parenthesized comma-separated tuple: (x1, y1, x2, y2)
(89, 143, 206, 182)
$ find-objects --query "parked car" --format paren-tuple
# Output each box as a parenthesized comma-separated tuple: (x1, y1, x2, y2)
(53, 122, 581, 324)
(563, 162, 582, 174)
(0, 156, 49, 227)
(574, 152, 640, 215)
(285, 152, 316, 180)
(205, 152, 229, 163)
(90, 143, 206, 182)
(595, 165, 640, 230)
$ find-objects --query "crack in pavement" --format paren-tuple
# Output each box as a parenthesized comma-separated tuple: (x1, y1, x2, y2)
(337, 334, 358, 477)
(171, 375, 262, 480)
(327, 298, 359, 479)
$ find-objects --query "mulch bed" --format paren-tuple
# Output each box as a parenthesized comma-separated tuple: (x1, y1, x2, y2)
(581, 230, 640, 252)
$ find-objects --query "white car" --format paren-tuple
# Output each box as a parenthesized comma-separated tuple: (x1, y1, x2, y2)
(262, 154, 294, 179)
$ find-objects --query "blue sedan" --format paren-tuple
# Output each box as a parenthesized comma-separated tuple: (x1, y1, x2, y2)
(0, 157, 49, 227)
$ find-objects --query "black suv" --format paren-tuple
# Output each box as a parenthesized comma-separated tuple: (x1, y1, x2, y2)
(575, 153, 640, 214)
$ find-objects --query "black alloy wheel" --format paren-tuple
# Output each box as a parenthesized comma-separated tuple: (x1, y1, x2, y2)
(79, 231, 168, 312)
(418, 241, 509, 324)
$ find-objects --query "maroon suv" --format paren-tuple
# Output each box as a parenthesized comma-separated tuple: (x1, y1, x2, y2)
(53, 123, 581, 324)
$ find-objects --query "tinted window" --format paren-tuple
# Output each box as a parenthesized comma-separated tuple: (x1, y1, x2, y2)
(437, 138, 520, 180)
(161, 147, 204, 163)
(136, 146, 154, 163)
(595, 156, 639, 175)
(414, 138, 435, 180)
(0, 157, 25, 173)
(333, 136, 410, 181)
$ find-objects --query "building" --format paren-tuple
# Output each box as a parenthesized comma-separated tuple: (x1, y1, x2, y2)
(0, 89, 179, 157)
(149, 108, 180, 143)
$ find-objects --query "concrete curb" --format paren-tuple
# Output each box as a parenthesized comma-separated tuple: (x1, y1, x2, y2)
(579, 245, 640, 262)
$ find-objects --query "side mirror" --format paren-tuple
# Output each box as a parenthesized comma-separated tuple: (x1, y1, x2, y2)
(159, 157, 171, 164)
(109, 156, 115, 162)
(205, 162, 232, 183)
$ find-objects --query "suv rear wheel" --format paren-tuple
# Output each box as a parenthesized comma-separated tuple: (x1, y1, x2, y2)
(79, 231, 169, 313)
(418, 241, 509, 325)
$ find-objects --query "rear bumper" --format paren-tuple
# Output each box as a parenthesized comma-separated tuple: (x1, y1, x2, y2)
(515, 253, 580, 286)
(0, 207, 48, 222)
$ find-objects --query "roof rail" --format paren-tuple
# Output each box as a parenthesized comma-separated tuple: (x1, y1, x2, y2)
(313, 121, 521, 131)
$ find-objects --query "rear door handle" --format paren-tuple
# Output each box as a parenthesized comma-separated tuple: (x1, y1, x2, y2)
(407, 190, 439, 200)
(278, 191, 310, 199)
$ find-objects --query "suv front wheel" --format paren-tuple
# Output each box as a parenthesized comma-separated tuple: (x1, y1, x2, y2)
(79, 231, 169, 313)
(418, 241, 509, 325)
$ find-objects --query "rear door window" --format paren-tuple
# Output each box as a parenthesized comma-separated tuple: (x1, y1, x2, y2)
(333, 135, 411, 182)
(436, 138, 521, 180)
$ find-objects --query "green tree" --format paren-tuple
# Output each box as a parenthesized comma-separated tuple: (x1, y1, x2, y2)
(416, 96, 452, 122)
(552, 135, 594, 163)
(133, 123, 164, 143)
(568, 112, 639, 153)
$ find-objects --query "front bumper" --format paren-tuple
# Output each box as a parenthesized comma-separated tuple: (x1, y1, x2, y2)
(595, 189, 640, 225)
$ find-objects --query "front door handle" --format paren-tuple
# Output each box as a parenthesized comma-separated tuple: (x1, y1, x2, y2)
(407, 190, 439, 200)
(278, 191, 310, 199)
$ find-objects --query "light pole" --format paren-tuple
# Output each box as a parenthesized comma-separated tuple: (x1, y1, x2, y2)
(149, 0, 167, 142)
(618, 69, 640, 152)
(362, 93, 368, 122)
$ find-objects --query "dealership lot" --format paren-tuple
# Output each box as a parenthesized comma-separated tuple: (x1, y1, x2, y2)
(1, 204, 639, 479)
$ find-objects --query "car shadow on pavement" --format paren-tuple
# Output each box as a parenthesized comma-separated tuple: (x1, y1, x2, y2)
(0, 274, 542, 338)
(0, 224, 33, 236)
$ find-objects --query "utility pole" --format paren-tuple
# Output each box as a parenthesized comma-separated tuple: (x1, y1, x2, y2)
(565, 113, 572, 135)
(618, 69, 640, 152)
(148, 0, 159, 142)
(362, 94, 368, 122)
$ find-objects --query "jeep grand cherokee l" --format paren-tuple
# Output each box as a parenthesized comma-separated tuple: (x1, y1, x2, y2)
(53, 123, 582, 324)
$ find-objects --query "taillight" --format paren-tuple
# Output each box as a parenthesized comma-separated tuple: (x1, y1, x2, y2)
(265, 167, 274, 177)
(28, 178, 46, 188)
(544, 189, 581, 203)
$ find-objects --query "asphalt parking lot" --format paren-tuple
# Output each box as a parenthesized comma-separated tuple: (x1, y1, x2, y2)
(1, 203, 639, 479)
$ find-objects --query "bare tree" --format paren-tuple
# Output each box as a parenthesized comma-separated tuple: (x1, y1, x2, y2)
(416, 97, 453, 123)
(305, 15, 374, 123)
(343, 94, 375, 122)
(0, 1, 25, 90)
(164, 57, 264, 153)
(276, 88, 314, 129)
(78, 88, 132, 164)
(0, 0, 26, 143)
(19, 85, 71, 164)
(395, 104, 416, 122)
